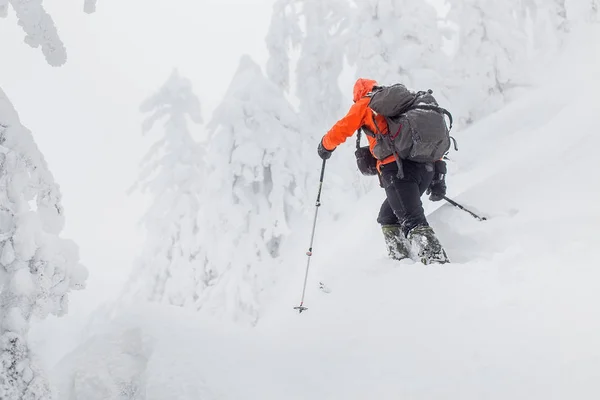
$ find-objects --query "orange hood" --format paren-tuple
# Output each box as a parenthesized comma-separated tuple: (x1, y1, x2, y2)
(353, 78, 378, 103)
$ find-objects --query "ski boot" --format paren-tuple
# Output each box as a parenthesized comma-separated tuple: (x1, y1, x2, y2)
(407, 225, 450, 265)
(381, 224, 410, 261)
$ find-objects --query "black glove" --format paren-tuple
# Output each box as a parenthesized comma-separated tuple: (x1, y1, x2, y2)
(427, 160, 447, 202)
(427, 178, 446, 202)
(317, 139, 335, 160)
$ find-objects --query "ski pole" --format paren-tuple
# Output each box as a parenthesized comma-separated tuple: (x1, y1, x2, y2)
(294, 158, 327, 314)
(443, 196, 487, 221)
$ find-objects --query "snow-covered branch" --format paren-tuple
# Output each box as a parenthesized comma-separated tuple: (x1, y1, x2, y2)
(8, 0, 67, 66)
(84, 0, 97, 14)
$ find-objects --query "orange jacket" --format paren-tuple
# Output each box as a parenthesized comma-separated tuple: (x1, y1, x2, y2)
(322, 78, 396, 169)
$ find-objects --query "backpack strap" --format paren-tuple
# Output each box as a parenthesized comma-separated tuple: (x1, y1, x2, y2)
(371, 111, 404, 178)
(450, 136, 458, 151)
(371, 112, 384, 135)
(365, 86, 384, 98)
(357, 126, 378, 147)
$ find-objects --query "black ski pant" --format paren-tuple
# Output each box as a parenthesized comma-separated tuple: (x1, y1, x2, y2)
(376, 160, 434, 237)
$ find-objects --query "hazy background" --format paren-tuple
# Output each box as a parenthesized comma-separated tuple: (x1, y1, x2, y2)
(0, 0, 276, 312)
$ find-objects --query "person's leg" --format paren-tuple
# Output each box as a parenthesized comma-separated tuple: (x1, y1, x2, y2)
(380, 161, 430, 236)
(377, 198, 398, 225)
(381, 161, 448, 264)
(377, 199, 409, 260)
(407, 225, 449, 264)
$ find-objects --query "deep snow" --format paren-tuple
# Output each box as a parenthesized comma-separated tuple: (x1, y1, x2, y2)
(49, 25, 600, 400)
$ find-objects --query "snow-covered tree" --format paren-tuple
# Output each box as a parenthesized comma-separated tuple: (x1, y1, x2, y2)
(525, 0, 569, 54)
(295, 0, 349, 125)
(0, 0, 7, 18)
(0, 89, 88, 399)
(553, 0, 569, 30)
(346, 0, 447, 92)
(202, 55, 308, 324)
(567, 0, 600, 23)
(447, 0, 529, 124)
(522, 0, 599, 55)
(266, 0, 351, 125)
(0, 2, 92, 398)
(127, 70, 207, 309)
(265, 0, 303, 93)
(266, 0, 350, 126)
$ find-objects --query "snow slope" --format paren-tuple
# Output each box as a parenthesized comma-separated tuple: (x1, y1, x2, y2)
(53, 25, 600, 400)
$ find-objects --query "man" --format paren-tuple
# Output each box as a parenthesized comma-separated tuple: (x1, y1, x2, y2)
(317, 78, 449, 264)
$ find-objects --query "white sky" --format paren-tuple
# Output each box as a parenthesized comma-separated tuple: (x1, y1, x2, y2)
(0, 0, 276, 310)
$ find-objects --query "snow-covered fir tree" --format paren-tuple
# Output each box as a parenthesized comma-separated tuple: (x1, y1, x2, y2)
(524, 0, 569, 55)
(202, 55, 308, 324)
(266, 0, 351, 124)
(1, 4, 92, 397)
(527, 0, 599, 50)
(297, 1, 348, 124)
(265, 0, 302, 93)
(0, 89, 88, 400)
(346, 0, 447, 92)
(294, 0, 349, 125)
(447, 0, 529, 124)
(128, 70, 207, 309)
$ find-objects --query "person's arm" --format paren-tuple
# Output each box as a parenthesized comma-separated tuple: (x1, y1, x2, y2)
(321, 99, 368, 150)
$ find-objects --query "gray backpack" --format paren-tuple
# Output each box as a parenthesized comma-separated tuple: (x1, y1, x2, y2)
(366, 84, 453, 163)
